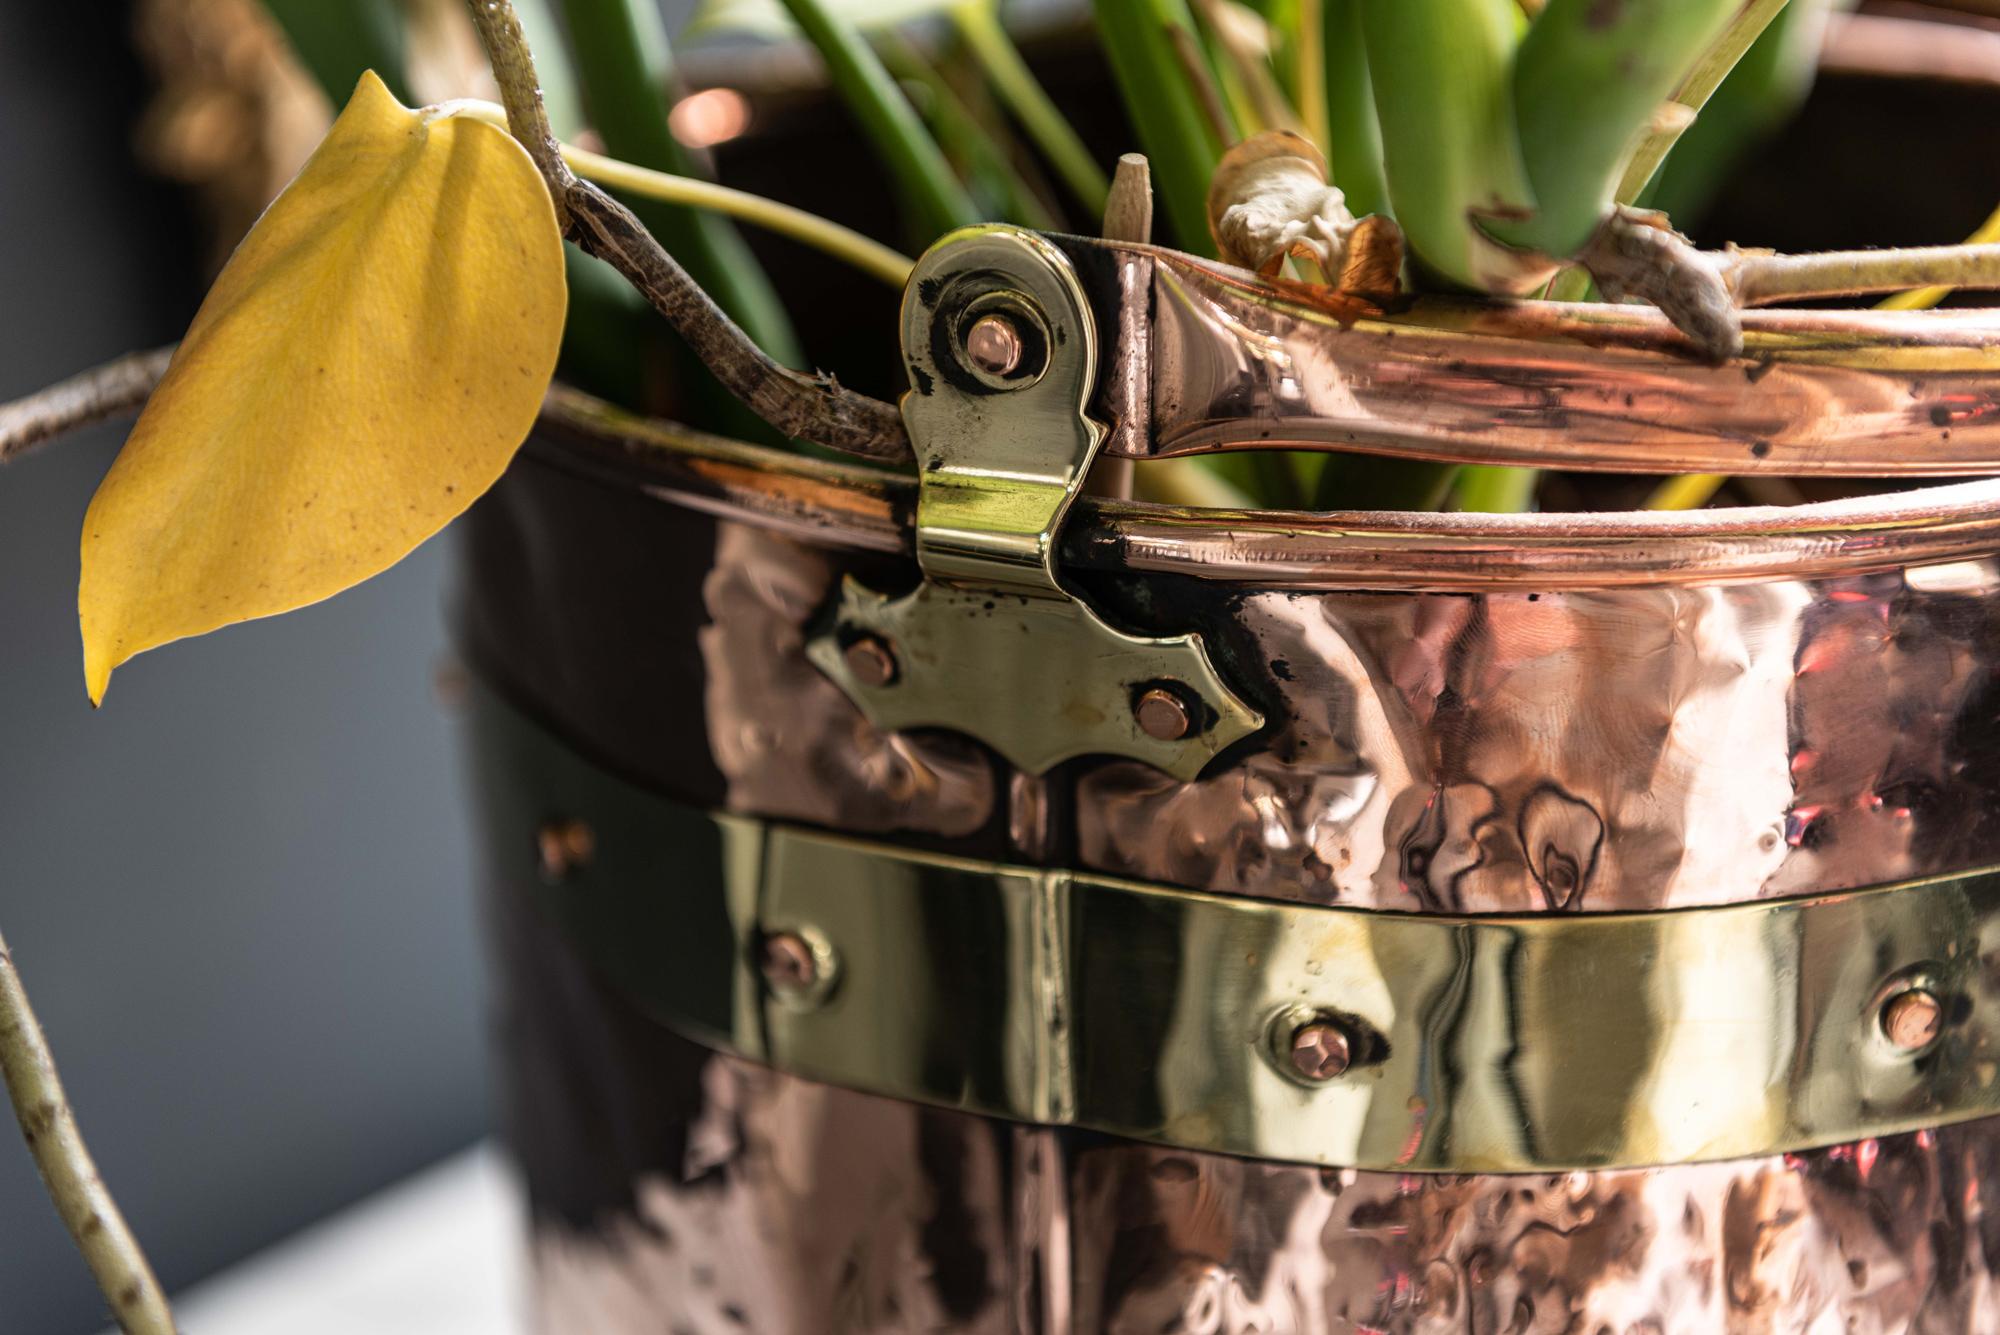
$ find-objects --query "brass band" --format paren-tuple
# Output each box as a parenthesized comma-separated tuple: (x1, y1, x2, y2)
(473, 686, 2000, 1174)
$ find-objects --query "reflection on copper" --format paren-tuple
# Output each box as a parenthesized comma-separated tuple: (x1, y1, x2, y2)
(533, 388, 2000, 592)
(1070, 567, 2000, 911)
(520, 1033, 2000, 1334)
(1093, 242, 2000, 476)
(698, 522, 994, 838)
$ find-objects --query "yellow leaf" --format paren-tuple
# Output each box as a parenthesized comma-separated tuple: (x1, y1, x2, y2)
(79, 71, 566, 704)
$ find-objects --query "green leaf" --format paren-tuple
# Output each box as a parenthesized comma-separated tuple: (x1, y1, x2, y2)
(1359, 0, 1537, 290)
(1320, 0, 1387, 219)
(687, 0, 955, 39)
(1092, 0, 1227, 254)
(950, 0, 1110, 213)
(1489, 0, 1740, 258)
(875, 29, 1058, 229)
(564, 0, 803, 365)
(778, 0, 985, 240)
(258, 0, 412, 107)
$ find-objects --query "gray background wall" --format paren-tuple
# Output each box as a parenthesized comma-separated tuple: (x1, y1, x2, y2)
(0, 7, 491, 1332)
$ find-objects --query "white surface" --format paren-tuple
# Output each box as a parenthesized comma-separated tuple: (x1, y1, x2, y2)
(108, 1143, 524, 1335)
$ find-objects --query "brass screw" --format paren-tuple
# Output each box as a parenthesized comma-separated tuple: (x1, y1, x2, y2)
(964, 313, 1023, 377)
(1134, 686, 1192, 742)
(844, 635, 898, 687)
(1288, 1020, 1352, 1082)
(761, 931, 821, 994)
(536, 818, 595, 882)
(1882, 988, 1943, 1051)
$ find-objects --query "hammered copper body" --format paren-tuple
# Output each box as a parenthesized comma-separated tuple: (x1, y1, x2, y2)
(460, 410, 2000, 1331)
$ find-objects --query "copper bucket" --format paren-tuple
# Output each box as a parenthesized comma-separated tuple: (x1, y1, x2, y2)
(460, 228, 2000, 1331)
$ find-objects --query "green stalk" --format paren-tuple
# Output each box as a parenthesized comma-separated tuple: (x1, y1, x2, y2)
(1297, 0, 1328, 149)
(1189, 0, 1270, 134)
(1487, 0, 1740, 259)
(1092, 0, 1227, 254)
(1320, 0, 1387, 218)
(259, 0, 412, 106)
(1619, 0, 1794, 209)
(1359, 0, 1533, 289)
(1313, 456, 1456, 511)
(874, 31, 1057, 230)
(1453, 465, 1538, 512)
(510, 0, 654, 406)
(950, 0, 1110, 214)
(1206, 451, 1306, 508)
(563, 0, 802, 364)
(777, 0, 983, 242)
(1192, 0, 1300, 133)
(1646, 0, 1821, 222)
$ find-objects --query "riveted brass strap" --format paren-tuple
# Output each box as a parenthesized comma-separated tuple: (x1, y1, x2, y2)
(471, 686, 2000, 1173)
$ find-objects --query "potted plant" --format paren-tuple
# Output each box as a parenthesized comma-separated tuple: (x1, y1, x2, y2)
(6, 0, 2000, 1329)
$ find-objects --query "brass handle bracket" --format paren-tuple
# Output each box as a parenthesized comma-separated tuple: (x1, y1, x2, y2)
(806, 226, 1261, 779)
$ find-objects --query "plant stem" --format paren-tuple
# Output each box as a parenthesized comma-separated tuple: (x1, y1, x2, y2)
(777, 0, 983, 241)
(510, 0, 588, 136)
(1644, 472, 1727, 510)
(1493, 0, 1739, 260)
(565, 150, 915, 287)
(950, 1, 1110, 214)
(1092, 0, 1226, 253)
(1297, 0, 1329, 152)
(874, 31, 1057, 231)
(1313, 455, 1457, 511)
(1133, 459, 1257, 507)
(453, 103, 916, 285)
(1614, 0, 1791, 207)
(1320, 0, 1387, 219)
(1647, 204, 2000, 511)
(1191, 0, 1300, 133)
(1453, 464, 1538, 513)
(1166, 22, 1239, 147)
(0, 347, 174, 464)
(466, 0, 911, 461)
(563, 0, 802, 362)
(0, 927, 176, 1335)
(1880, 202, 2000, 311)
(1733, 243, 2000, 306)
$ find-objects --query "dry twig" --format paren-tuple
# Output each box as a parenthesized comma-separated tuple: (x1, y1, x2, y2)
(463, 0, 909, 462)
(0, 347, 175, 466)
(1580, 209, 2000, 360)
(0, 928, 176, 1335)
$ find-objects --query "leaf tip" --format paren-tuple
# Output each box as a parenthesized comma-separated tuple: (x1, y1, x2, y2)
(82, 645, 112, 709)
(349, 68, 402, 111)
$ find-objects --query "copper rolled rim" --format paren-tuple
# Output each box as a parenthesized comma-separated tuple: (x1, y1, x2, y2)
(533, 384, 2000, 591)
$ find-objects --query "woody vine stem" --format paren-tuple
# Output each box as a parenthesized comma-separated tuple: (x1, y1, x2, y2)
(0, 929, 175, 1334)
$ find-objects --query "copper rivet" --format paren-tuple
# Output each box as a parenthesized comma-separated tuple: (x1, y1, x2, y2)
(1288, 1020, 1352, 1082)
(1134, 686, 1192, 742)
(964, 313, 1023, 377)
(761, 931, 820, 993)
(1883, 987, 1943, 1050)
(536, 818, 595, 882)
(844, 635, 898, 687)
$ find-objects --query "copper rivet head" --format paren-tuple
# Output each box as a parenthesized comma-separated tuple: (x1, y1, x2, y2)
(761, 931, 820, 993)
(964, 313, 1023, 377)
(844, 635, 898, 688)
(1135, 686, 1192, 742)
(536, 818, 595, 882)
(1883, 987, 1943, 1050)
(1288, 1020, 1352, 1082)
